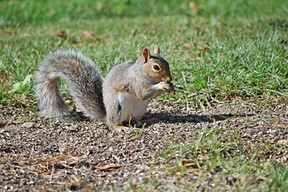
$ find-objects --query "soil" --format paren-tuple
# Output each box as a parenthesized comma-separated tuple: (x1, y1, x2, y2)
(0, 99, 287, 191)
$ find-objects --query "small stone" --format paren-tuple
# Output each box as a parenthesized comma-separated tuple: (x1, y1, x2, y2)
(22, 122, 35, 128)
(277, 139, 288, 145)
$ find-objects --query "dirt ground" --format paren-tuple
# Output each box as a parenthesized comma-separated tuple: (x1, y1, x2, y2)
(0, 99, 287, 191)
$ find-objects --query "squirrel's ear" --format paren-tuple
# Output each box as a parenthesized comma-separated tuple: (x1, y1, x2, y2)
(142, 48, 151, 63)
(153, 45, 160, 56)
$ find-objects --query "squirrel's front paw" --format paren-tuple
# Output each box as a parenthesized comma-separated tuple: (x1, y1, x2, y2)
(158, 82, 174, 92)
(167, 82, 174, 92)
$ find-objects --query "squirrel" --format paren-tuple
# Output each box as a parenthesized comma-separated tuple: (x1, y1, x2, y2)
(35, 45, 174, 131)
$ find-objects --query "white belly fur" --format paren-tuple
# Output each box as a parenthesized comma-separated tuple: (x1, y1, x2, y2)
(118, 92, 149, 123)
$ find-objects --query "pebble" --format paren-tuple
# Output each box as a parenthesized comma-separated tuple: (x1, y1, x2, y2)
(21, 122, 35, 128)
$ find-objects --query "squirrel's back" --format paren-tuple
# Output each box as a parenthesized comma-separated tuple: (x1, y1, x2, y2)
(35, 51, 106, 120)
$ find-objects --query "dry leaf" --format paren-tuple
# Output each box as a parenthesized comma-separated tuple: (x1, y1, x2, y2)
(181, 159, 198, 169)
(93, 165, 121, 172)
(37, 154, 85, 168)
(82, 31, 97, 41)
(57, 31, 66, 38)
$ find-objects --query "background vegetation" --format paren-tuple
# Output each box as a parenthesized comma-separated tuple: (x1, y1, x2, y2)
(0, 0, 287, 106)
(0, 0, 287, 191)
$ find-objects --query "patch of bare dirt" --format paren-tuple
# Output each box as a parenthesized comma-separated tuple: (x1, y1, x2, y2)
(0, 99, 287, 191)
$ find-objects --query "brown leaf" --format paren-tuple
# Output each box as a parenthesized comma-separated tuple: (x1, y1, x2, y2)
(181, 159, 198, 169)
(93, 165, 121, 172)
(36, 154, 85, 168)
(82, 31, 97, 41)
(57, 31, 67, 38)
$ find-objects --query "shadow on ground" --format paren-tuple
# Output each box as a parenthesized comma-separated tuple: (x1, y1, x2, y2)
(144, 112, 255, 126)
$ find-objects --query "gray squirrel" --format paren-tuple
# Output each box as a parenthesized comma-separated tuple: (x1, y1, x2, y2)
(35, 45, 174, 130)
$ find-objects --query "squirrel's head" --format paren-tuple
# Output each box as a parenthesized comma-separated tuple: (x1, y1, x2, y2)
(142, 45, 173, 84)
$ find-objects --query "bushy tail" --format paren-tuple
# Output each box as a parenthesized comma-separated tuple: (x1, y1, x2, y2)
(35, 51, 106, 120)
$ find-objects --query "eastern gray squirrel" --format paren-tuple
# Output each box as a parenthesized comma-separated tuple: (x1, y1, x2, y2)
(35, 45, 174, 130)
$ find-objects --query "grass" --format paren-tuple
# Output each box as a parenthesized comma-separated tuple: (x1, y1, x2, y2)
(126, 124, 287, 191)
(0, 0, 287, 106)
(156, 127, 267, 191)
(268, 166, 288, 192)
(0, 0, 287, 191)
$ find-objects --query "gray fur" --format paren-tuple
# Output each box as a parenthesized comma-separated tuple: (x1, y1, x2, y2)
(102, 57, 171, 126)
(35, 51, 106, 120)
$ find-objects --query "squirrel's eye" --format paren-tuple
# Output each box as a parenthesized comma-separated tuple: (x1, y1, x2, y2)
(153, 64, 160, 71)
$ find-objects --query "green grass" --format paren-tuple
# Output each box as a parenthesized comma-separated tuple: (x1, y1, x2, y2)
(0, 0, 287, 107)
(0, 0, 288, 190)
(268, 166, 288, 192)
(138, 126, 286, 191)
